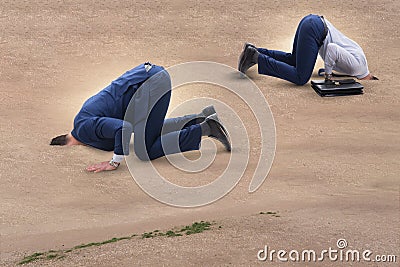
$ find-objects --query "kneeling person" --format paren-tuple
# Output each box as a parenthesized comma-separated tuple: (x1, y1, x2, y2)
(51, 63, 231, 173)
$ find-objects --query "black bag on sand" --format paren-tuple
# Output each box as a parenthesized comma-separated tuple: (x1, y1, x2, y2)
(311, 79, 363, 97)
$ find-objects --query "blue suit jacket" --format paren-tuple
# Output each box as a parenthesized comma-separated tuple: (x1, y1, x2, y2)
(71, 63, 165, 154)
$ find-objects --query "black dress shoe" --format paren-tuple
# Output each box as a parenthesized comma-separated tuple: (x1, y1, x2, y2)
(238, 43, 256, 71)
(239, 45, 258, 74)
(206, 114, 231, 152)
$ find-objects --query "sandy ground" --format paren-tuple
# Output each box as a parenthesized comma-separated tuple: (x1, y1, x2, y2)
(1, 0, 399, 266)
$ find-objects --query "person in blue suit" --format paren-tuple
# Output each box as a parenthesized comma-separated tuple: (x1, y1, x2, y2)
(50, 62, 231, 173)
(238, 15, 377, 84)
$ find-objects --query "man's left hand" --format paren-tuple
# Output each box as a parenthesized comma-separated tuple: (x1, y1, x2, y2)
(86, 161, 117, 173)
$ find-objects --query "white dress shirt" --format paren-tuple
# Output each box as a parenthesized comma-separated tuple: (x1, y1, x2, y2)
(319, 19, 369, 79)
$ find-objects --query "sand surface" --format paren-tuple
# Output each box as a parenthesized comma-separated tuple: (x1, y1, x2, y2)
(1, 0, 399, 266)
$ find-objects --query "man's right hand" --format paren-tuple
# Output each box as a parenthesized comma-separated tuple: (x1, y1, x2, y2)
(86, 161, 117, 173)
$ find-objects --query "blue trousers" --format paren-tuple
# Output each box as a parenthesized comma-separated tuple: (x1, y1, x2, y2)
(95, 101, 202, 161)
(257, 15, 326, 85)
(135, 91, 202, 161)
(130, 71, 202, 161)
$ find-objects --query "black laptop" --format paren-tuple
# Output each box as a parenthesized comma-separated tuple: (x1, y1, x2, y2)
(311, 79, 363, 97)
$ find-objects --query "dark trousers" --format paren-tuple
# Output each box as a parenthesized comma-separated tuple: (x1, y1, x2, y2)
(131, 71, 202, 161)
(257, 14, 326, 85)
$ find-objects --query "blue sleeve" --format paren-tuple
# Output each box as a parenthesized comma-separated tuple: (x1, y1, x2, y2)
(95, 117, 133, 155)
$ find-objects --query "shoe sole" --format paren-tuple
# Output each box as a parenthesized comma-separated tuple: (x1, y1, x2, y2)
(238, 44, 247, 70)
(239, 45, 254, 73)
(208, 119, 231, 152)
(211, 113, 229, 137)
(238, 42, 256, 72)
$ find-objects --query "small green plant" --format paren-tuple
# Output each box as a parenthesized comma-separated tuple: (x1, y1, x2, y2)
(46, 253, 59, 259)
(259, 211, 280, 217)
(18, 252, 44, 265)
(19, 221, 217, 265)
(141, 232, 155, 239)
(181, 221, 211, 235)
(165, 230, 182, 237)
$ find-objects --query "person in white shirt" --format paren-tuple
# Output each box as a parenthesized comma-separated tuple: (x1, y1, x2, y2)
(238, 14, 377, 85)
